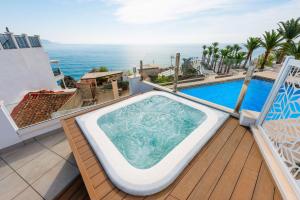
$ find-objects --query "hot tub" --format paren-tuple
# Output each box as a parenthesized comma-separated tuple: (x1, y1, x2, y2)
(76, 91, 228, 196)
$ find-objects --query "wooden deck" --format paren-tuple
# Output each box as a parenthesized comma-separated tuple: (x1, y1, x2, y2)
(60, 116, 282, 200)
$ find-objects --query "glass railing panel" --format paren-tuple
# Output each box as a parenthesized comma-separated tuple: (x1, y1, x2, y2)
(28, 36, 41, 47)
(0, 34, 16, 49)
(15, 35, 29, 48)
(52, 68, 61, 76)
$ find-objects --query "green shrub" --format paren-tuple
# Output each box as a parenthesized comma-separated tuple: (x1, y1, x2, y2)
(90, 66, 109, 72)
(257, 53, 275, 67)
(154, 75, 173, 84)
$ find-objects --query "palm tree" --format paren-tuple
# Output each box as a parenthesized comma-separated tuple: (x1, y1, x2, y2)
(287, 41, 300, 59)
(273, 49, 283, 64)
(277, 18, 300, 62)
(213, 53, 220, 72)
(207, 46, 213, 68)
(218, 48, 229, 73)
(209, 42, 219, 69)
(226, 45, 232, 50)
(232, 44, 242, 56)
(221, 45, 232, 73)
(231, 44, 241, 68)
(278, 18, 300, 43)
(260, 30, 282, 70)
(201, 45, 207, 63)
(202, 50, 208, 64)
(235, 52, 247, 68)
(212, 42, 219, 48)
(242, 37, 261, 69)
(223, 47, 234, 74)
(225, 54, 235, 73)
(211, 47, 219, 70)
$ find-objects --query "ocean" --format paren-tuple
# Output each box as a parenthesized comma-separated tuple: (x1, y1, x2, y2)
(44, 43, 264, 80)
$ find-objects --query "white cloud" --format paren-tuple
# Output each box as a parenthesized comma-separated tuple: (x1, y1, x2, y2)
(112, 0, 243, 24)
(43, 0, 300, 44)
(192, 0, 300, 43)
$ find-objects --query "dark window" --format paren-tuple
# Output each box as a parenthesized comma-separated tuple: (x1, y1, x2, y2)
(52, 68, 61, 76)
(0, 34, 16, 49)
(28, 36, 41, 47)
(15, 35, 29, 48)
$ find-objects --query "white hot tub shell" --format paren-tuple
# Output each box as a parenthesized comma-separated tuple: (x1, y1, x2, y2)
(76, 91, 229, 196)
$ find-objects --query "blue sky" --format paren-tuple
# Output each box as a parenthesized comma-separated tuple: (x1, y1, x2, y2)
(1, 0, 299, 44)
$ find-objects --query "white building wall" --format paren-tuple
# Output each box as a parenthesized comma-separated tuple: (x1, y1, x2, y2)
(0, 48, 60, 104)
(0, 101, 20, 149)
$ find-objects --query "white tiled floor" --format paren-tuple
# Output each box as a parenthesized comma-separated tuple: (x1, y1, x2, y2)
(0, 159, 13, 181)
(32, 160, 78, 200)
(0, 129, 79, 200)
(0, 173, 28, 200)
(13, 187, 43, 200)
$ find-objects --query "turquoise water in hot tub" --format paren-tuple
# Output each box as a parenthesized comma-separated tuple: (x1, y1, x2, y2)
(97, 95, 207, 169)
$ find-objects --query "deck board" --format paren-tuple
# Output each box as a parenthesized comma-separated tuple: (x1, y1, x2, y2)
(59, 116, 282, 200)
(171, 118, 239, 199)
(273, 188, 282, 200)
(252, 163, 275, 200)
(102, 188, 126, 200)
(56, 176, 88, 200)
(208, 131, 254, 200)
(230, 144, 263, 200)
(186, 125, 247, 200)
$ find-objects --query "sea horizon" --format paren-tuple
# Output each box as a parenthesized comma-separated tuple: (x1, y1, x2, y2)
(44, 41, 265, 80)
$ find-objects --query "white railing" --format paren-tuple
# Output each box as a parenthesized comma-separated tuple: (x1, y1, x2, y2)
(0, 31, 41, 50)
(256, 56, 300, 198)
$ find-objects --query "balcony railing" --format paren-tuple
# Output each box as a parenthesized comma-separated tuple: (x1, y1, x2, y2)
(0, 32, 42, 50)
(15, 35, 29, 48)
(28, 36, 41, 48)
(257, 56, 300, 198)
(0, 34, 16, 49)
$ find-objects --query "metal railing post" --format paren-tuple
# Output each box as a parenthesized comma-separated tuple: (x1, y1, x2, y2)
(22, 34, 31, 48)
(133, 67, 136, 77)
(233, 65, 256, 113)
(140, 60, 143, 81)
(173, 53, 180, 92)
(112, 80, 119, 99)
(3, 31, 18, 49)
(8, 32, 19, 49)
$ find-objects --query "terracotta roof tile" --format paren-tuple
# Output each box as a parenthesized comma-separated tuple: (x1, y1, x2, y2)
(11, 90, 74, 128)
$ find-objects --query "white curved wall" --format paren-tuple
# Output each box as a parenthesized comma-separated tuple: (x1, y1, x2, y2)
(0, 101, 20, 149)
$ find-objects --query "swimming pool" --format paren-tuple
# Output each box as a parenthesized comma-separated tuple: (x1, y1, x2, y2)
(76, 91, 228, 195)
(180, 78, 273, 112)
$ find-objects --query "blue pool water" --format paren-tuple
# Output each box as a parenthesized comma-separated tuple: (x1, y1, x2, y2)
(180, 78, 273, 112)
(98, 95, 207, 169)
